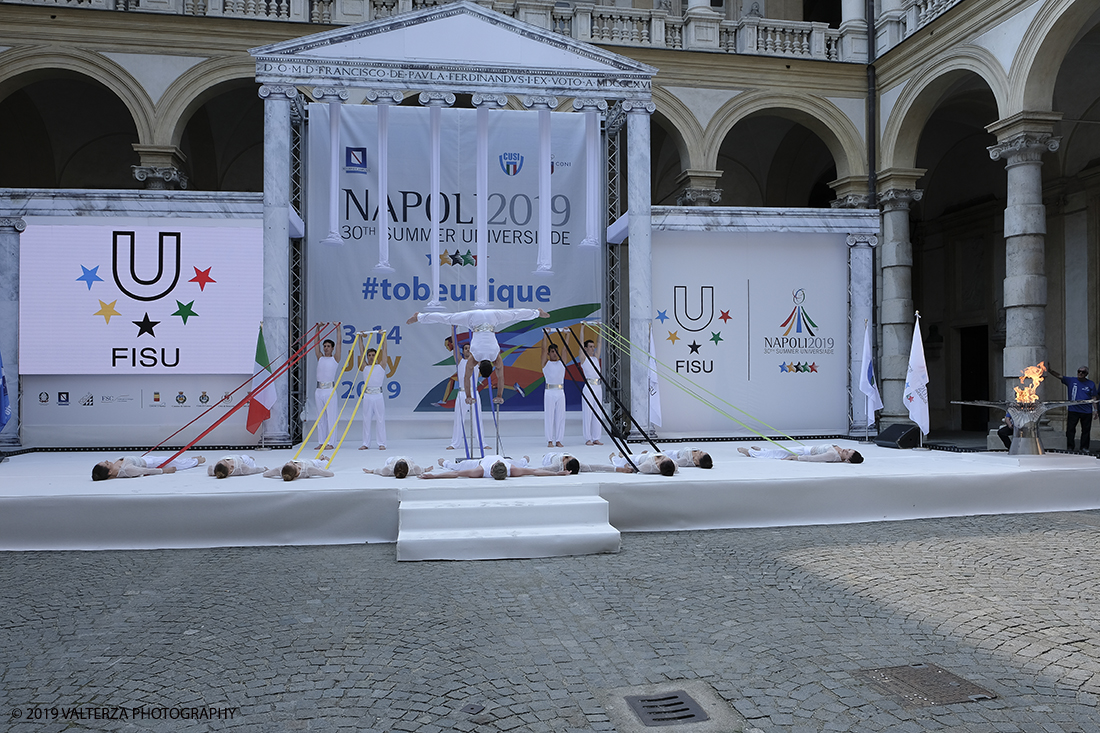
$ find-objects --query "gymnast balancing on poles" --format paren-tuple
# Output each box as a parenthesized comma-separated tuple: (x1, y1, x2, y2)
(408, 307, 550, 455)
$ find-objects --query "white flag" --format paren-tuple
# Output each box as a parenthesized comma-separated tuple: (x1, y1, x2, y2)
(648, 331, 662, 427)
(859, 321, 883, 426)
(904, 314, 929, 435)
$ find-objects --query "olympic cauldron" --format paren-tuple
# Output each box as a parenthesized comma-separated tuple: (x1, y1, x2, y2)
(953, 362, 1094, 455)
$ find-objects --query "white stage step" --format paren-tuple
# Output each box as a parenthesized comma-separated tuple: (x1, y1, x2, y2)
(396, 485, 621, 561)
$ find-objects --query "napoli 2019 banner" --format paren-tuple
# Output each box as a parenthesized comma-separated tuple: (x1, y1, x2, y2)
(652, 230, 849, 436)
(306, 104, 602, 422)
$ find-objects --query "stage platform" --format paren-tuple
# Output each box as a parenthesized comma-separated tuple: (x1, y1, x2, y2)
(2, 436, 1099, 554)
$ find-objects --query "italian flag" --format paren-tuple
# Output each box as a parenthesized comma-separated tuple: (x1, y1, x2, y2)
(246, 324, 277, 434)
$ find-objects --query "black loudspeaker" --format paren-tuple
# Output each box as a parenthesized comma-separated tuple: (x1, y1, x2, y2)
(874, 424, 921, 449)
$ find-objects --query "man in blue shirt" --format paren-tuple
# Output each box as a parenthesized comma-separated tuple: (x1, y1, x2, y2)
(1047, 365, 1098, 451)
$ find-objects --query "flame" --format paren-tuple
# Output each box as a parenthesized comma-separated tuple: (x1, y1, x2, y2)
(1013, 361, 1046, 404)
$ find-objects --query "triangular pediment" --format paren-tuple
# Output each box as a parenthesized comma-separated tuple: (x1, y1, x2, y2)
(252, 0, 655, 100)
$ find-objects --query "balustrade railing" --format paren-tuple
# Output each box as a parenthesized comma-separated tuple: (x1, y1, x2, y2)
(0, 0, 960, 60)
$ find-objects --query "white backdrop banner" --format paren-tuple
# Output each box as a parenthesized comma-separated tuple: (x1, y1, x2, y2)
(305, 105, 602, 419)
(18, 218, 263, 447)
(652, 230, 849, 436)
(19, 220, 263, 375)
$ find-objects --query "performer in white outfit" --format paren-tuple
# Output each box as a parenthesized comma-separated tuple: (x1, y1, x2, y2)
(542, 336, 567, 447)
(363, 456, 423, 478)
(438, 455, 529, 471)
(264, 458, 335, 480)
(737, 445, 863, 463)
(661, 447, 713, 469)
(314, 322, 342, 450)
(408, 308, 550, 409)
(422, 454, 566, 480)
(92, 454, 205, 480)
(610, 452, 678, 476)
(541, 452, 632, 474)
(209, 455, 267, 478)
(576, 336, 604, 445)
(357, 331, 387, 450)
(447, 341, 486, 451)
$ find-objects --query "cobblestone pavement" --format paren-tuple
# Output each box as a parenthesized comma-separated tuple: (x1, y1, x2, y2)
(3, 511, 1100, 733)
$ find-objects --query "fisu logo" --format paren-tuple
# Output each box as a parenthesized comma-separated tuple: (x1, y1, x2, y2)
(112, 231, 181, 302)
(673, 285, 714, 332)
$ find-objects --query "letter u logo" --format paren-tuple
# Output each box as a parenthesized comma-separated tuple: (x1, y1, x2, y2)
(112, 231, 182, 302)
(673, 285, 714, 332)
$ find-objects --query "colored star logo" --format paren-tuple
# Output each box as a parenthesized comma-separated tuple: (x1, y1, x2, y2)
(655, 310, 669, 323)
(95, 300, 120, 324)
(719, 310, 731, 323)
(709, 332, 723, 345)
(189, 266, 216, 291)
(133, 313, 160, 337)
(780, 362, 788, 373)
(667, 330, 680, 345)
(438, 252, 451, 266)
(77, 265, 103, 290)
(688, 341, 701, 354)
(172, 300, 198, 324)
(462, 250, 476, 266)
(809, 363, 818, 373)
(450, 250, 463, 266)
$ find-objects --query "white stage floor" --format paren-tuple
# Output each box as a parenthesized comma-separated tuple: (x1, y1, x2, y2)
(2, 436, 1099, 552)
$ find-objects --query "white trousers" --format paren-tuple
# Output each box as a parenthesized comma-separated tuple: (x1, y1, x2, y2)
(450, 390, 485, 449)
(581, 382, 603, 442)
(360, 393, 386, 447)
(314, 387, 337, 445)
(544, 389, 566, 442)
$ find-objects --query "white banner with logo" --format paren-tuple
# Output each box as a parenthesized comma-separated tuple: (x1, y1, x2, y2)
(652, 230, 849, 436)
(305, 105, 602, 421)
(18, 218, 263, 446)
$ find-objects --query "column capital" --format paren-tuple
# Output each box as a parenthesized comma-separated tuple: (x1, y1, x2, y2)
(419, 91, 455, 107)
(522, 95, 559, 110)
(831, 194, 873, 209)
(366, 90, 404, 105)
(677, 187, 722, 206)
(258, 84, 299, 101)
(988, 132, 1060, 164)
(472, 93, 508, 109)
(0, 217, 26, 232)
(622, 100, 656, 115)
(312, 87, 349, 102)
(131, 166, 189, 190)
(846, 233, 878, 247)
(572, 97, 608, 112)
(879, 188, 922, 212)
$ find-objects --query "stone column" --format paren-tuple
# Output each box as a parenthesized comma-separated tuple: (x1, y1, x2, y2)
(684, 0, 722, 51)
(878, 182, 923, 426)
(132, 145, 189, 190)
(625, 100, 655, 436)
(987, 114, 1061, 398)
(0, 217, 24, 446)
(259, 83, 297, 445)
(473, 94, 508, 306)
(420, 92, 456, 311)
(847, 232, 878, 434)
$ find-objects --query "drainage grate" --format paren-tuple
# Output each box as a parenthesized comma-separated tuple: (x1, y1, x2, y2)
(624, 690, 710, 727)
(855, 663, 997, 707)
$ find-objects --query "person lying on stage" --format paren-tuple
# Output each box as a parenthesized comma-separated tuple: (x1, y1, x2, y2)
(363, 456, 425, 479)
(737, 445, 863, 463)
(542, 452, 635, 474)
(658, 447, 713, 469)
(421, 454, 568, 480)
(209, 455, 267, 478)
(263, 458, 335, 481)
(610, 452, 677, 476)
(407, 308, 550, 408)
(92, 455, 205, 481)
